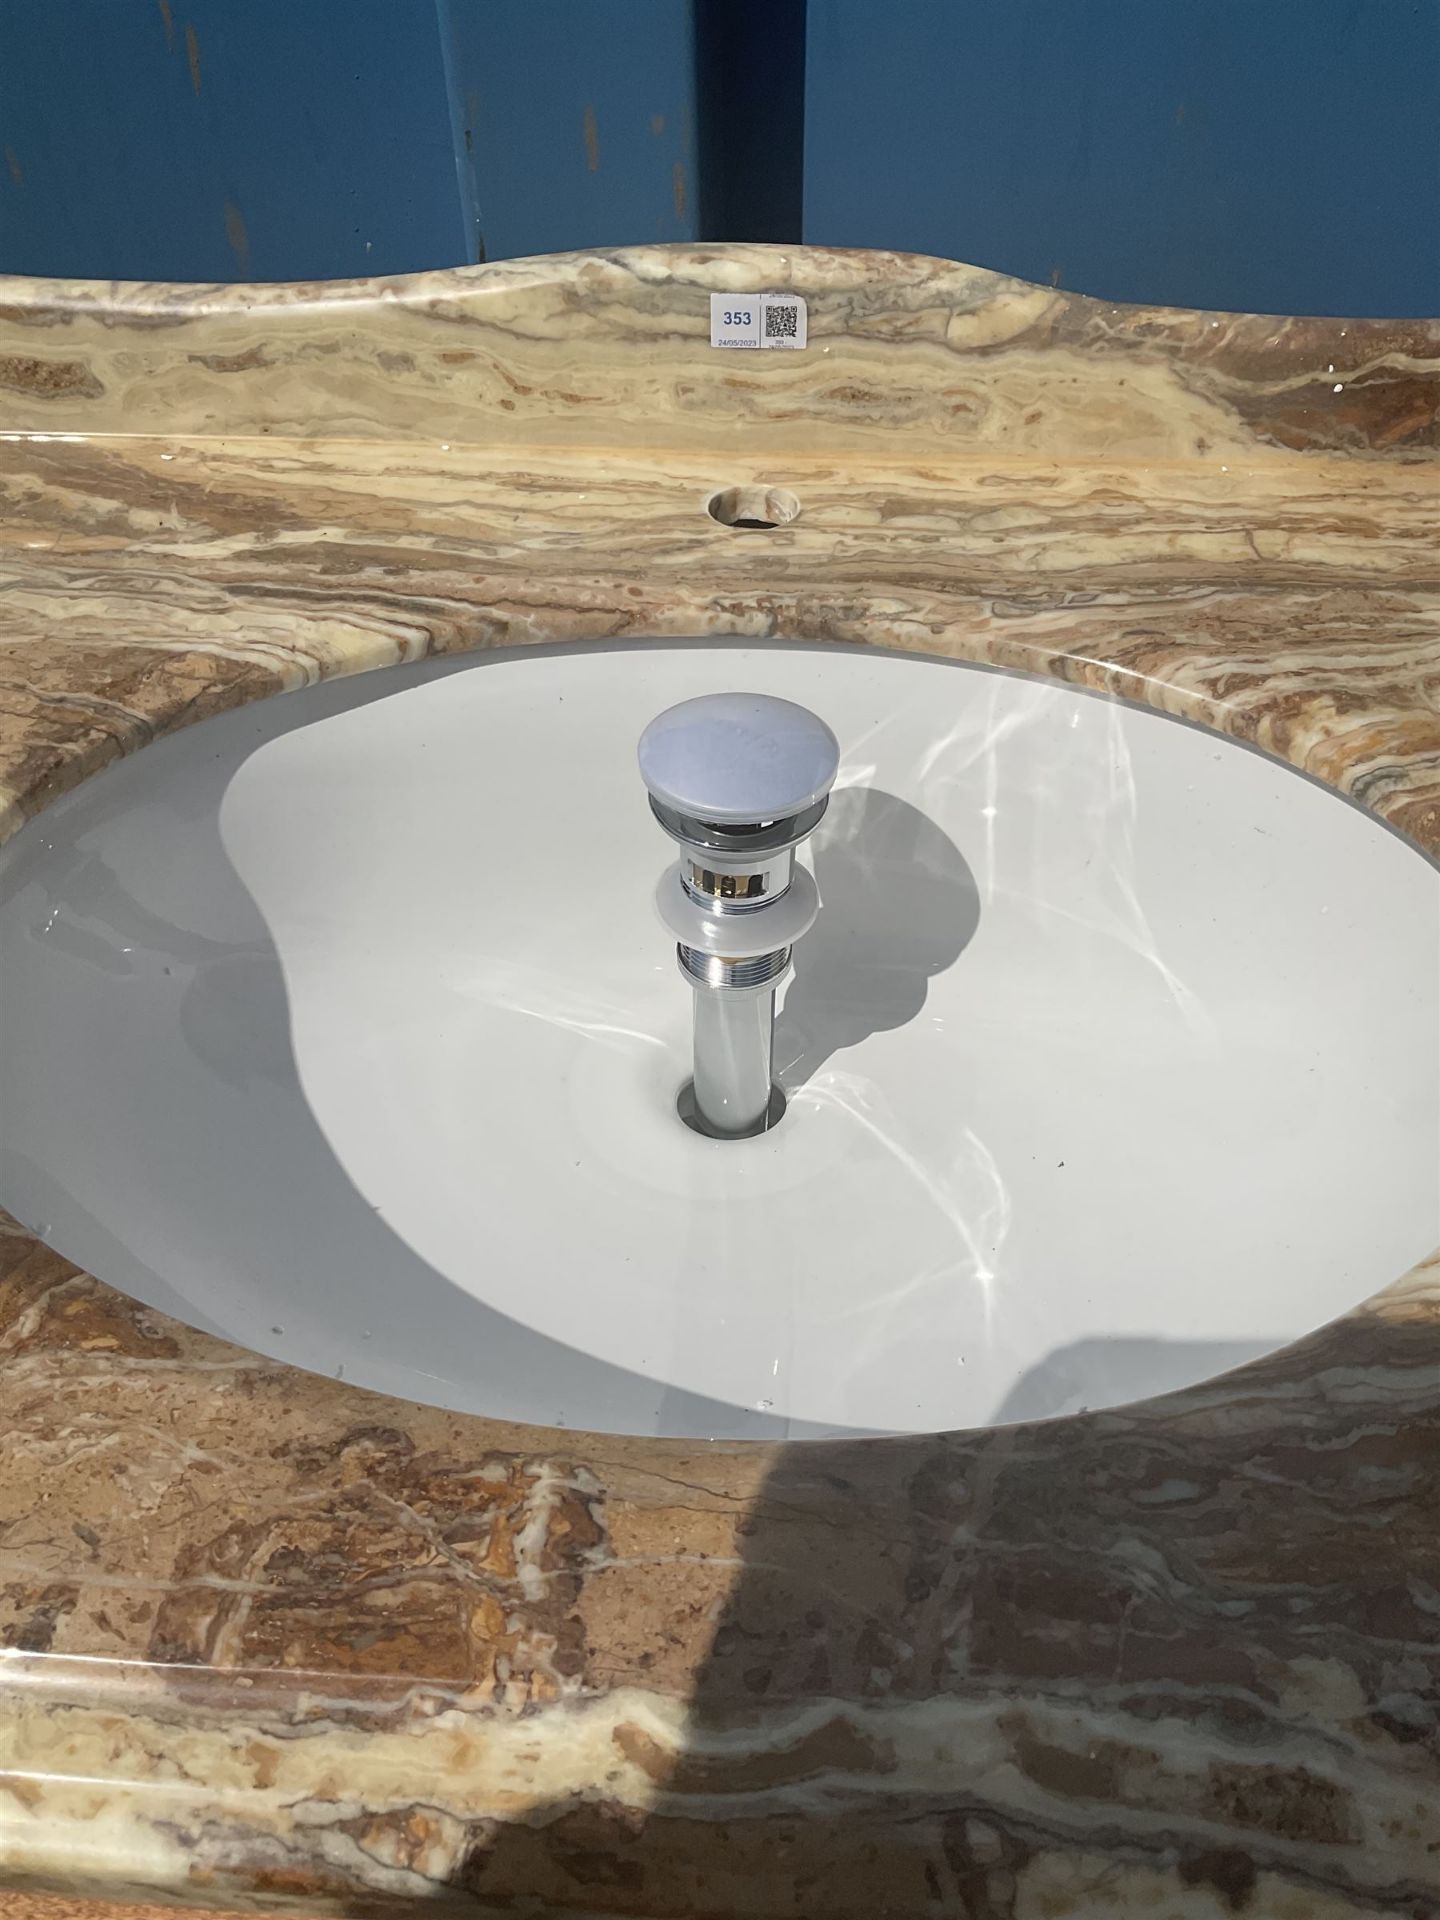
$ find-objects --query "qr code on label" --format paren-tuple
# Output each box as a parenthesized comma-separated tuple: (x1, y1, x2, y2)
(710, 292, 806, 351)
(760, 292, 806, 349)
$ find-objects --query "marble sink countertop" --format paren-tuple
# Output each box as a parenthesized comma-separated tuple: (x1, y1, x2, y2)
(0, 244, 1437, 1917)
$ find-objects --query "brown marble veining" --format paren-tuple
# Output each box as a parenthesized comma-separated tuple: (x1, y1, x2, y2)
(0, 246, 1437, 1915)
(0, 244, 1436, 459)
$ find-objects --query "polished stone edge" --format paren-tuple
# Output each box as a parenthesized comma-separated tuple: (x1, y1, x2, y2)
(0, 243, 1435, 457)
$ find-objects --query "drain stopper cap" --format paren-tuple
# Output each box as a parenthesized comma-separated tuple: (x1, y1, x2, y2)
(638, 692, 840, 827)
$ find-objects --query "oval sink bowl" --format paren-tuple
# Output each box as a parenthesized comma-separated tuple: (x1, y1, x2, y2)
(1, 642, 1435, 1440)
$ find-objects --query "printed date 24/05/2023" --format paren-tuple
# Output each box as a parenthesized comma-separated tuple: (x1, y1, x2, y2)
(709, 293, 808, 350)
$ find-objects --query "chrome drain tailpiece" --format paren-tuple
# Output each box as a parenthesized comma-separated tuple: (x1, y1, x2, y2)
(638, 691, 839, 1137)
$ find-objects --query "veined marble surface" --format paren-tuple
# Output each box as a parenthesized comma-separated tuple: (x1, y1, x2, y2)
(0, 243, 1436, 459)
(0, 246, 1438, 1916)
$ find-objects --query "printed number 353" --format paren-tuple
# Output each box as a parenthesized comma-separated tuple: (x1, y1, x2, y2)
(723, 310, 752, 326)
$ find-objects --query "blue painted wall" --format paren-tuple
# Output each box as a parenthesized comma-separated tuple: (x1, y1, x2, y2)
(440, 0, 701, 261)
(0, 0, 469, 281)
(803, 0, 1440, 316)
(0, 0, 1436, 316)
(0, 0, 703, 280)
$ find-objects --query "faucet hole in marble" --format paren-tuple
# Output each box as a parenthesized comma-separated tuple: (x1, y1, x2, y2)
(707, 485, 801, 530)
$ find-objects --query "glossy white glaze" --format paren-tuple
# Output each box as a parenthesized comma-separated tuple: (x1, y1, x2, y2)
(1, 641, 1435, 1437)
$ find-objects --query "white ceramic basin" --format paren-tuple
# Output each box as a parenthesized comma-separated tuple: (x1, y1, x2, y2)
(1, 642, 1435, 1439)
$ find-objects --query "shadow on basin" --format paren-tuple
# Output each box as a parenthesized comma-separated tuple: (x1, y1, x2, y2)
(985, 1334, 1286, 1424)
(776, 785, 980, 1087)
(0, 651, 861, 1445)
(0, 641, 1385, 1912)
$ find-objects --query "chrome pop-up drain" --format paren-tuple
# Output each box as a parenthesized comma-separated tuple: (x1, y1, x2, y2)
(638, 692, 840, 1137)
